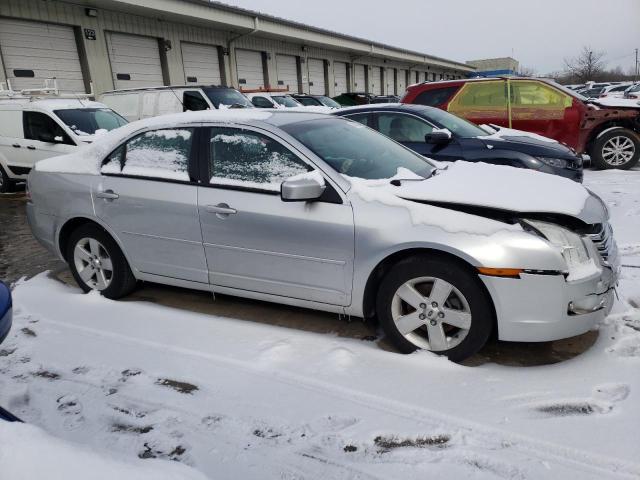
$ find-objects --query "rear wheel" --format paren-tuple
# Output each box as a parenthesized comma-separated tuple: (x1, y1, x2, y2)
(376, 256, 494, 362)
(591, 128, 640, 170)
(66, 224, 137, 299)
(0, 166, 14, 194)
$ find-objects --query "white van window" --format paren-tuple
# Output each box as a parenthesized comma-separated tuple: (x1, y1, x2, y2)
(183, 91, 209, 111)
(54, 108, 127, 136)
(23, 111, 74, 145)
(0, 110, 24, 138)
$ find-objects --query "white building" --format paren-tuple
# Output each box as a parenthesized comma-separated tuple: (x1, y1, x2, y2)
(0, 0, 475, 97)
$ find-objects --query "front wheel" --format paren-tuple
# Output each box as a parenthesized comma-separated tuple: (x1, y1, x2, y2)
(66, 224, 137, 299)
(376, 256, 494, 362)
(590, 128, 640, 170)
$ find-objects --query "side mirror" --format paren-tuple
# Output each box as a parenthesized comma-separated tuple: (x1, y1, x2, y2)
(425, 129, 452, 145)
(281, 175, 326, 202)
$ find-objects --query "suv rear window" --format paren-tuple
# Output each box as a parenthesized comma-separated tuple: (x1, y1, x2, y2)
(412, 86, 459, 107)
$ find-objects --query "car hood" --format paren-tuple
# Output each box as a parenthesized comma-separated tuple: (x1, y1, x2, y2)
(477, 134, 577, 158)
(389, 162, 605, 225)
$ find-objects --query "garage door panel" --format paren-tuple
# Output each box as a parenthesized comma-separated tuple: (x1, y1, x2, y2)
(181, 43, 222, 85)
(0, 18, 85, 92)
(236, 49, 264, 89)
(308, 58, 325, 95)
(370, 66, 382, 95)
(354, 64, 366, 91)
(276, 54, 298, 93)
(107, 32, 164, 89)
(334, 61, 348, 95)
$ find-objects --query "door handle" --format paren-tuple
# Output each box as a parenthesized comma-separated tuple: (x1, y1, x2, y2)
(206, 203, 237, 215)
(27, 145, 36, 150)
(12, 144, 20, 148)
(96, 190, 119, 200)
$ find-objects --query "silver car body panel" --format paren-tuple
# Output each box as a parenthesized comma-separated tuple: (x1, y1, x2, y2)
(26, 112, 619, 343)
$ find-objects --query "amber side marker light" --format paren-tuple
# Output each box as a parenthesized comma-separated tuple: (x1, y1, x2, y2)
(477, 267, 523, 278)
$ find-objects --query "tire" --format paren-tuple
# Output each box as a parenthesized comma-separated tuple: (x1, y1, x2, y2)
(0, 166, 14, 194)
(66, 224, 137, 299)
(376, 256, 494, 362)
(590, 128, 640, 170)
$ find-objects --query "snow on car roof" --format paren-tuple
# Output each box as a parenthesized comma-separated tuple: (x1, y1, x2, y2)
(34, 109, 327, 175)
(0, 98, 109, 111)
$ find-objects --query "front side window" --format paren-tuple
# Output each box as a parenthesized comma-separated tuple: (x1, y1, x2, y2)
(377, 113, 433, 142)
(209, 128, 310, 191)
(54, 108, 127, 136)
(283, 117, 434, 180)
(183, 91, 210, 111)
(23, 111, 73, 145)
(412, 86, 458, 107)
(510, 81, 572, 120)
(447, 81, 507, 120)
(101, 128, 194, 181)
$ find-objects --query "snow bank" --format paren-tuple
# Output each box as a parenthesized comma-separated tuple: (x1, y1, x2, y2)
(0, 421, 207, 480)
(479, 124, 559, 143)
(35, 110, 273, 175)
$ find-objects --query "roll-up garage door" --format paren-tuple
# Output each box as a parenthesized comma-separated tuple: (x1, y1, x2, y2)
(106, 32, 164, 89)
(307, 58, 326, 95)
(235, 49, 264, 90)
(397, 69, 406, 94)
(0, 19, 85, 92)
(181, 42, 221, 85)
(386, 68, 395, 95)
(333, 61, 348, 95)
(353, 64, 366, 91)
(276, 54, 299, 93)
(370, 66, 382, 95)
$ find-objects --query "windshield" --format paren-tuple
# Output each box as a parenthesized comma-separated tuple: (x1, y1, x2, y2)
(317, 96, 341, 108)
(423, 107, 489, 137)
(272, 95, 301, 107)
(54, 108, 127, 136)
(282, 117, 435, 180)
(203, 88, 253, 108)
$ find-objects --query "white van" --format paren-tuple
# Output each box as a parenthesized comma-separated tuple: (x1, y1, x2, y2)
(0, 83, 127, 193)
(99, 85, 254, 122)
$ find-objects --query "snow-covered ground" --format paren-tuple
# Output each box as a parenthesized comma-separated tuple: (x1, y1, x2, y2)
(1, 169, 639, 480)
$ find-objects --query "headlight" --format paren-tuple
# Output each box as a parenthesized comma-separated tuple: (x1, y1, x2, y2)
(535, 157, 569, 169)
(521, 219, 590, 271)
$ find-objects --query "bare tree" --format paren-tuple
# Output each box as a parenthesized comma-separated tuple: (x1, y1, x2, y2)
(564, 46, 606, 82)
(518, 65, 536, 77)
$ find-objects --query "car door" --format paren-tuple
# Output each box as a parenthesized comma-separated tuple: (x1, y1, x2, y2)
(21, 111, 76, 168)
(0, 109, 26, 173)
(373, 112, 464, 161)
(197, 125, 354, 306)
(93, 127, 208, 283)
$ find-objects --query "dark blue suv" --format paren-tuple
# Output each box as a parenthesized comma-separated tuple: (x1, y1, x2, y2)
(0, 281, 12, 345)
(333, 104, 583, 182)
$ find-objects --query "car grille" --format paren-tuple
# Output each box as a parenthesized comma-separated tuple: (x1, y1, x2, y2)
(586, 222, 618, 267)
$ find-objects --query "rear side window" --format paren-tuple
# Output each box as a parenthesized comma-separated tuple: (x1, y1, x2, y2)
(447, 81, 508, 120)
(23, 111, 73, 145)
(344, 113, 371, 127)
(183, 91, 210, 111)
(209, 128, 310, 191)
(412, 86, 458, 107)
(101, 128, 194, 181)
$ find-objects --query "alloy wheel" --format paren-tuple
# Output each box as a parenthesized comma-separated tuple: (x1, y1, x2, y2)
(391, 276, 472, 352)
(602, 136, 636, 166)
(73, 237, 113, 291)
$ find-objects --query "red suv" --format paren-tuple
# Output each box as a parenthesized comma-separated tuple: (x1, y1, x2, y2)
(402, 78, 640, 169)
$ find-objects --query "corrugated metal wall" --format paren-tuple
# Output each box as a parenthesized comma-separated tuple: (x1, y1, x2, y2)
(0, 0, 468, 96)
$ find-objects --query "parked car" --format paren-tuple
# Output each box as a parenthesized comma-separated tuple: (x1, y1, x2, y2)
(0, 280, 12, 345)
(402, 77, 640, 169)
(291, 94, 342, 108)
(333, 92, 376, 106)
(27, 110, 618, 362)
(624, 83, 640, 99)
(599, 83, 634, 98)
(99, 85, 253, 122)
(333, 104, 583, 182)
(0, 92, 128, 193)
(371, 95, 401, 104)
(244, 92, 302, 108)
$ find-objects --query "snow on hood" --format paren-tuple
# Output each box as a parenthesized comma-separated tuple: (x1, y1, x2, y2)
(346, 163, 592, 235)
(592, 97, 640, 108)
(35, 110, 273, 175)
(479, 124, 558, 143)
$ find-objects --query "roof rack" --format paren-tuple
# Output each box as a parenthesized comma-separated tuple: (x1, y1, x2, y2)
(0, 78, 95, 101)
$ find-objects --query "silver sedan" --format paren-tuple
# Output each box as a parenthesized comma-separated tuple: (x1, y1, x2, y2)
(26, 111, 619, 361)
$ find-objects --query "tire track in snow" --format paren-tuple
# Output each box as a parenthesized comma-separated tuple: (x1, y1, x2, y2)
(40, 316, 640, 480)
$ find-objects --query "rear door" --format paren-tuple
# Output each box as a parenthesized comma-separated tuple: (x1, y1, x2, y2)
(197, 125, 354, 305)
(94, 127, 207, 283)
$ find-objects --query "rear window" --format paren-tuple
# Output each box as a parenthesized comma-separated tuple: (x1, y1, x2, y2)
(411, 86, 458, 107)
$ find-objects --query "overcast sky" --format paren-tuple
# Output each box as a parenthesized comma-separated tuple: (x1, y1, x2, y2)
(224, 0, 639, 74)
